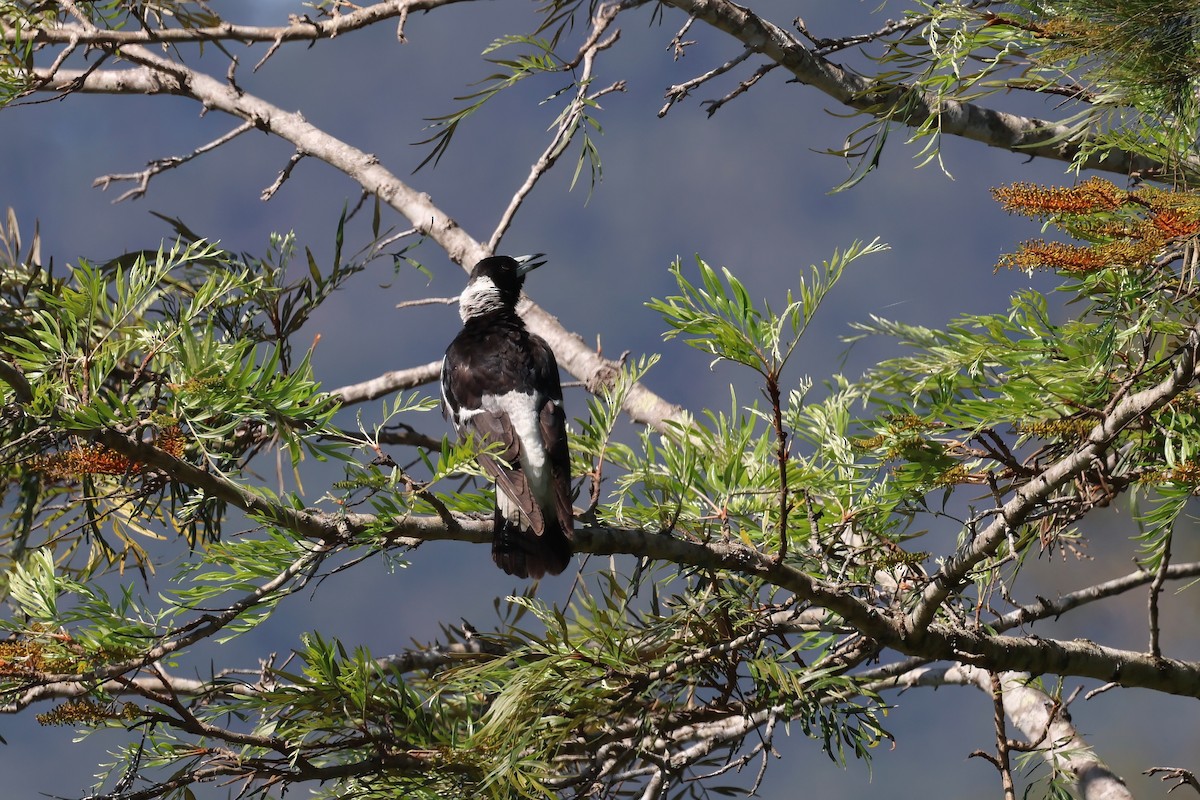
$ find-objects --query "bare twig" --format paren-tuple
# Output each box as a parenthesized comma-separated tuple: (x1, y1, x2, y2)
(1145, 767, 1200, 795)
(1149, 529, 1172, 659)
(487, 2, 624, 253)
(987, 672, 1017, 800)
(1084, 681, 1118, 700)
(794, 11, 939, 56)
(28, 32, 80, 90)
(261, 150, 308, 201)
(990, 561, 1200, 635)
(667, 14, 695, 60)
(700, 62, 776, 117)
(330, 360, 442, 405)
(94, 122, 256, 203)
(658, 47, 753, 118)
(394, 295, 459, 310)
(254, 33, 286, 72)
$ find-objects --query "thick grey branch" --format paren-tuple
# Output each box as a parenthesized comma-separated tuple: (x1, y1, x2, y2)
(29, 61, 684, 431)
(658, 0, 1176, 177)
(88, 430, 1200, 698)
(6, 0, 466, 47)
(877, 665, 1132, 800)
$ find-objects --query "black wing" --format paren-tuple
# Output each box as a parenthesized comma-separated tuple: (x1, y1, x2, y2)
(530, 335, 574, 536)
(465, 407, 546, 535)
(443, 317, 573, 577)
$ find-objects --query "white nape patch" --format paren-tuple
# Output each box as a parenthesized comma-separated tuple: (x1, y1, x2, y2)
(461, 389, 552, 517)
(458, 275, 504, 321)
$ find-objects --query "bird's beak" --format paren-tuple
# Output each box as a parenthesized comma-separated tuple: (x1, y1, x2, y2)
(514, 253, 547, 275)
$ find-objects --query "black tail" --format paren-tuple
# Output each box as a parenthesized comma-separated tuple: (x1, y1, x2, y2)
(491, 510, 573, 579)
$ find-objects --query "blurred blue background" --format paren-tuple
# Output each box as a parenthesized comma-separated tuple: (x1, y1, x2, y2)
(2, 1, 1197, 797)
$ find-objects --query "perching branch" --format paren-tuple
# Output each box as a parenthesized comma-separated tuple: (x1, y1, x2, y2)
(78, 427, 1200, 699)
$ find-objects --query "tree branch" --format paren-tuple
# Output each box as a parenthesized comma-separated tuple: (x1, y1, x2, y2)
(28, 58, 685, 430)
(0, 639, 502, 713)
(93, 122, 255, 202)
(330, 360, 443, 405)
(876, 665, 1133, 800)
(6, 0, 468, 48)
(657, 0, 1184, 177)
(910, 324, 1200, 633)
(990, 561, 1200, 634)
(0, 358, 33, 404)
(80, 425, 1200, 698)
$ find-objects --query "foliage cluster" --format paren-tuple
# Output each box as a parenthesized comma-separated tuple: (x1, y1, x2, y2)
(840, 0, 1200, 186)
(3, 2, 1200, 799)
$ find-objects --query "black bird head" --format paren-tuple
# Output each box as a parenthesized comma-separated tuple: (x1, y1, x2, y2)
(458, 254, 546, 321)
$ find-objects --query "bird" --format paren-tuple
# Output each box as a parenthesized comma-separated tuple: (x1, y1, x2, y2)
(441, 254, 574, 579)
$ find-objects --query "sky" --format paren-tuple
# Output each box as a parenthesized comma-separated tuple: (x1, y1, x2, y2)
(2, 1, 1198, 798)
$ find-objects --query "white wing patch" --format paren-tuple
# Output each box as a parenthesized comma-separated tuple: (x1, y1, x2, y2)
(459, 389, 554, 511)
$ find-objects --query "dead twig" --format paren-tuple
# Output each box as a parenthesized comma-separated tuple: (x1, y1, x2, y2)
(658, 47, 753, 118)
(488, 3, 624, 252)
(701, 62, 777, 118)
(1146, 767, 1200, 795)
(261, 150, 308, 201)
(94, 123, 256, 203)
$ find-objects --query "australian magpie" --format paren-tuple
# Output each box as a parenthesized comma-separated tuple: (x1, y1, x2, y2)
(441, 254, 574, 579)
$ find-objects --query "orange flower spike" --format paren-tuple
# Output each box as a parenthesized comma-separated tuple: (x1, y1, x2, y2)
(1149, 209, 1200, 238)
(992, 177, 1126, 217)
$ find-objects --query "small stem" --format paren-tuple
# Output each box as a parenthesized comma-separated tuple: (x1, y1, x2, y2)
(766, 372, 790, 563)
(988, 672, 1017, 800)
(1149, 528, 1172, 658)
